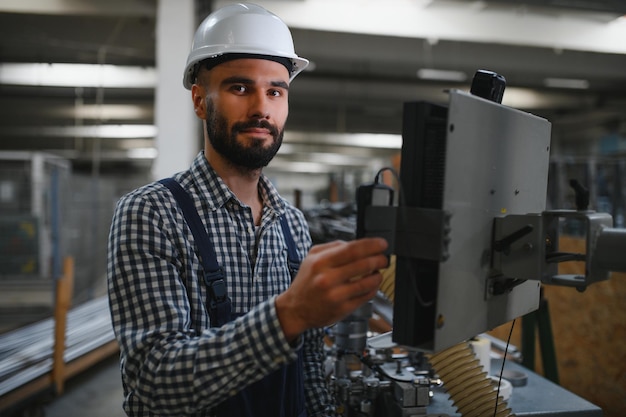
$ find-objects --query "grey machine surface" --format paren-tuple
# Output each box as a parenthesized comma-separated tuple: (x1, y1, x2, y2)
(371, 89, 551, 353)
(403, 89, 549, 352)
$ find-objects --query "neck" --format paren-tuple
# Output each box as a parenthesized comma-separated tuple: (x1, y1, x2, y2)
(205, 147, 264, 222)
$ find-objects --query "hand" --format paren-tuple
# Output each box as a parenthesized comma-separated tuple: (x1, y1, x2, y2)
(275, 237, 389, 342)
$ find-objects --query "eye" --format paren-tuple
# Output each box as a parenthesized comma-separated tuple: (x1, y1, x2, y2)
(230, 84, 248, 94)
(268, 88, 286, 98)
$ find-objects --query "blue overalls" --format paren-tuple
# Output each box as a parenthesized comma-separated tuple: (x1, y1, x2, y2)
(160, 178, 307, 417)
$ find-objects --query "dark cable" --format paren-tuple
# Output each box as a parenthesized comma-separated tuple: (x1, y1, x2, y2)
(410, 270, 435, 308)
(374, 167, 392, 184)
(545, 252, 586, 263)
(494, 319, 516, 417)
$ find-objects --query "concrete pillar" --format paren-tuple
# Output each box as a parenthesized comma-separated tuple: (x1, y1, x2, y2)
(152, 0, 198, 180)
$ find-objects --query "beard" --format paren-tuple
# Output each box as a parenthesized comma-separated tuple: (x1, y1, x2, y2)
(205, 100, 284, 171)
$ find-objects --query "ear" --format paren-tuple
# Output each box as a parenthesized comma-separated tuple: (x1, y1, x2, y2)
(191, 84, 207, 119)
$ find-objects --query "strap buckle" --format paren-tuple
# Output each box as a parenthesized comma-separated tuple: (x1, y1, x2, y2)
(287, 260, 300, 280)
(205, 268, 228, 303)
(205, 269, 232, 327)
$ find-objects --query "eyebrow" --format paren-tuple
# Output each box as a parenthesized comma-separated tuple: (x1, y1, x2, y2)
(221, 76, 289, 90)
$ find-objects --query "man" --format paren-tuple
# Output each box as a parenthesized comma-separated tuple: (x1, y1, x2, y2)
(107, 3, 388, 417)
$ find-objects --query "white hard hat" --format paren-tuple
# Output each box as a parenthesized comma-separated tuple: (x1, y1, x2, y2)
(183, 3, 309, 89)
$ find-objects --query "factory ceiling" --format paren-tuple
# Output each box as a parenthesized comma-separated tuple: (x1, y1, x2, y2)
(0, 0, 625, 172)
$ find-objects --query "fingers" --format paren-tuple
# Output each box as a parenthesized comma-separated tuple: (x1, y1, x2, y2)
(319, 242, 389, 288)
(338, 238, 388, 262)
(338, 253, 389, 282)
(307, 240, 346, 254)
(325, 272, 383, 321)
(278, 237, 389, 336)
(333, 270, 383, 302)
(303, 238, 388, 294)
(310, 237, 388, 268)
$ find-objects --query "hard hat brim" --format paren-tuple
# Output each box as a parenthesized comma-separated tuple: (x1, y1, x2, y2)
(183, 52, 309, 89)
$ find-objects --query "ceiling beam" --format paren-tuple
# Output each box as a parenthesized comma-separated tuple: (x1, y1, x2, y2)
(0, 0, 155, 17)
(232, 0, 626, 55)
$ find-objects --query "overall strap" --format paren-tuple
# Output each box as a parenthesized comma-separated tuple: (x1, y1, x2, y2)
(159, 178, 231, 327)
(279, 215, 301, 279)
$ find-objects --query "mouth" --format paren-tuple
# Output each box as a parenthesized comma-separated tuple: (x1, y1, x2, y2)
(237, 121, 277, 139)
(241, 127, 271, 136)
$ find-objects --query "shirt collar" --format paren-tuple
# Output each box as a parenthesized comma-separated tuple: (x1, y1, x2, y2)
(189, 151, 286, 216)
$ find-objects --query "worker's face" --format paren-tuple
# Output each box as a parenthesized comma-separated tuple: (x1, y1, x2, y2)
(194, 59, 290, 170)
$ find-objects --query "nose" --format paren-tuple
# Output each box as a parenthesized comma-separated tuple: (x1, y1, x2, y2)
(247, 91, 270, 120)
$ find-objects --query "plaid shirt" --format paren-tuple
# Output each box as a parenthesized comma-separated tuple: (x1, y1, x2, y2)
(107, 152, 333, 416)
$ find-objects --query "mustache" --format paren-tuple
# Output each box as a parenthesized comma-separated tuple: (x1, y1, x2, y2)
(232, 119, 279, 137)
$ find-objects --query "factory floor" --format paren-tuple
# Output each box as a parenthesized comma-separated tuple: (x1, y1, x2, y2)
(41, 354, 126, 417)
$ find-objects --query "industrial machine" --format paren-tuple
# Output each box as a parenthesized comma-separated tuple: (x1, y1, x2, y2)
(325, 71, 626, 417)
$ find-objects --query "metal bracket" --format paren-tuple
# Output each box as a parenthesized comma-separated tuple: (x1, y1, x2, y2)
(491, 210, 618, 292)
(362, 205, 451, 262)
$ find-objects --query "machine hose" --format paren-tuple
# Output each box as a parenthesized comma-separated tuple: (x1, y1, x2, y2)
(428, 341, 515, 417)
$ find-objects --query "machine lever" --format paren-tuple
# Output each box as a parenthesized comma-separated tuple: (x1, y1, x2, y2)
(493, 224, 534, 255)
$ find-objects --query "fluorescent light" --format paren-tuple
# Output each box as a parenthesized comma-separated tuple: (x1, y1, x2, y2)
(417, 68, 468, 82)
(48, 104, 152, 120)
(0, 63, 157, 88)
(127, 148, 158, 159)
(285, 132, 402, 150)
(74, 104, 152, 120)
(267, 160, 335, 174)
(306, 152, 374, 166)
(277, 151, 382, 167)
(543, 77, 589, 89)
(4, 124, 157, 139)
